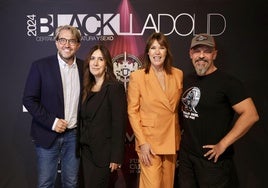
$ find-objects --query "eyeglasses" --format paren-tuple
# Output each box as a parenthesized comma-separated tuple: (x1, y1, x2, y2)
(57, 38, 78, 46)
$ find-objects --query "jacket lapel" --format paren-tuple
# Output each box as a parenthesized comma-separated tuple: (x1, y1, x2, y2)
(50, 56, 64, 106)
(146, 68, 174, 111)
(85, 83, 109, 121)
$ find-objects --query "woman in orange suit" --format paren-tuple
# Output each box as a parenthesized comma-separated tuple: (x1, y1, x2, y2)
(127, 32, 183, 188)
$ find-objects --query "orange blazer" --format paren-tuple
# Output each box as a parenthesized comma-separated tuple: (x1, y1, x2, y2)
(127, 67, 183, 154)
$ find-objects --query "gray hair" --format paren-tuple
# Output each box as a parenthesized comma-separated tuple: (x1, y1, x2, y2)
(54, 25, 82, 43)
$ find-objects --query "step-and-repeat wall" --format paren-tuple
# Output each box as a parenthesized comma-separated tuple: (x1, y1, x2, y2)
(0, 0, 267, 187)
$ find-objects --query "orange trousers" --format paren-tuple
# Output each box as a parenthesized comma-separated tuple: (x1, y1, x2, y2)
(137, 153, 177, 188)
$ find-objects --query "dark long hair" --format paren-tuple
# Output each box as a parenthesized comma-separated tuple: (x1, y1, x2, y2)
(143, 32, 173, 74)
(82, 44, 117, 103)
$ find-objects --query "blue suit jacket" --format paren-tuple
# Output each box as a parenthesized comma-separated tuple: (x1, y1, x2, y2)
(23, 55, 83, 148)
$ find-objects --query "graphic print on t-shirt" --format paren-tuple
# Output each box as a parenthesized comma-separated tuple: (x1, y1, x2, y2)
(181, 87, 200, 120)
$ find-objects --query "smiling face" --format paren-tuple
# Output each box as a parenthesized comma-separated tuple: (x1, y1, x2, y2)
(55, 29, 81, 65)
(148, 39, 167, 70)
(89, 49, 106, 80)
(189, 45, 218, 76)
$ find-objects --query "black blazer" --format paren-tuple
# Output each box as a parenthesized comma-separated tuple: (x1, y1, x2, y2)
(79, 80, 127, 167)
(23, 55, 83, 148)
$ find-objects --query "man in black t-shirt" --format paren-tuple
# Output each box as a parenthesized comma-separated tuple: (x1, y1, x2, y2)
(178, 33, 259, 188)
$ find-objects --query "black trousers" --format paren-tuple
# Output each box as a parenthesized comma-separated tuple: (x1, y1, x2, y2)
(177, 147, 239, 188)
(80, 147, 111, 188)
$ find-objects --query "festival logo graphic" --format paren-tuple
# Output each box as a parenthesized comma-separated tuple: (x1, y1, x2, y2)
(112, 52, 142, 90)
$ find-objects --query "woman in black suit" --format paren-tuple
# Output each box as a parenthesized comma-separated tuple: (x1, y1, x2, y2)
(79, 44, 127, 187)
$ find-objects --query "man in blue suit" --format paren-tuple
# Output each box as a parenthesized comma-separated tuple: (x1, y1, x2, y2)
(23, 25, 83, 188)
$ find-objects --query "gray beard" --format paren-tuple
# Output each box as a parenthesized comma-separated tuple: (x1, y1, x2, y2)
(195, 67, 207, 76)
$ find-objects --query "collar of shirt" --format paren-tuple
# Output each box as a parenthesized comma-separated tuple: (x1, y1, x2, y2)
(57, 53, 77, 69)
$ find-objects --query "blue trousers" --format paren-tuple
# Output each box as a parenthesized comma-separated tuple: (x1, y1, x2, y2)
(35, 129, 80, 188)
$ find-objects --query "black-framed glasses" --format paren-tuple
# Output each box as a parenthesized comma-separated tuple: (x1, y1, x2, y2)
(57, 38, 78, 46)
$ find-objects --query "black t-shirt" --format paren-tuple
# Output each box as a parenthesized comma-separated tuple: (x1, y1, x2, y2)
(180, 70, 249, 159)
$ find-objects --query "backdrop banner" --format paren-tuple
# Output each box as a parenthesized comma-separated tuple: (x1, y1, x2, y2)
(0, 0, 267, 188)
